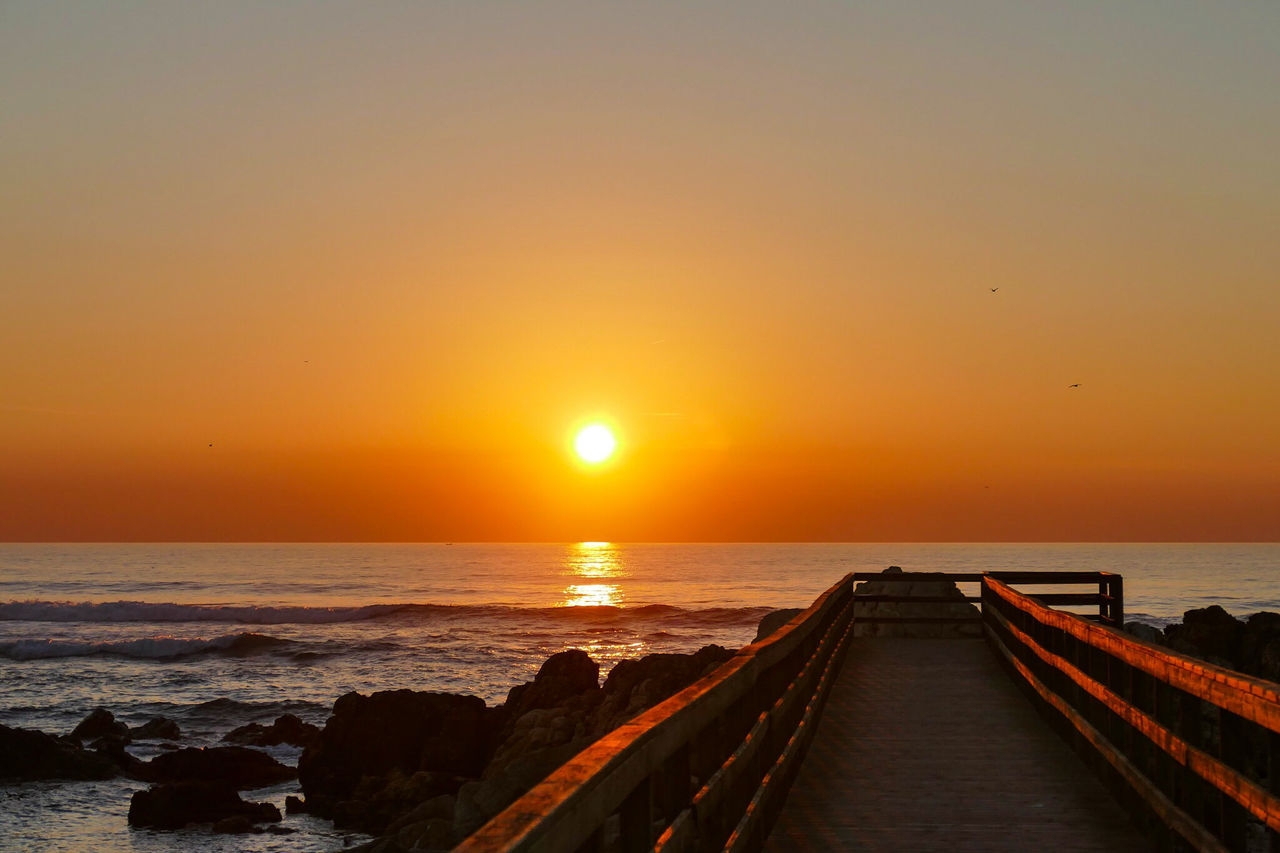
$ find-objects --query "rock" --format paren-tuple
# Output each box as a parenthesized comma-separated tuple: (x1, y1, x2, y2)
(453, 741, 586, 838)
(127, 780, 281, 829)
(1124, 622, 1165, 645)
(211, 815, 256, 834)
(591, 644, 734, 736)
(1164, 605, 1243, 667)
(755, 609, 803, 642)
(394, 817, 456, 851)
(852, 566, 981, 637)
(502, 650, 600, 721)
(298, 690, 491, 822)
(70, 708, 129, 744)
(223, 713, 320, 748)
(143, 746, 296, 789)
(385, 793, 456, 834)
(1239, 612, 1280, 682)
(132, 717, 182, 741)
(89, 733, 148, 778)
(0, 723, 118, 782)
(334, 770, 467, 833)
(285, 795, 307, 814)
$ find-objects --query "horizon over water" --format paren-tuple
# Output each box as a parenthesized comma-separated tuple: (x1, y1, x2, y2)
(2, 542, 1278, 851)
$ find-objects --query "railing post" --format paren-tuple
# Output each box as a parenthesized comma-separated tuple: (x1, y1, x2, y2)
(1109, 575, 1124, 627)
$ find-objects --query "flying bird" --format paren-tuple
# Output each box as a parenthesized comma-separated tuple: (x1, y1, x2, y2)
(1068, 384, 1080, 389)
(990, 288, 999, 292)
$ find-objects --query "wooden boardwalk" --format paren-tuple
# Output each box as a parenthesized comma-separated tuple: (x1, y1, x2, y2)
(764, 638, 1151, 852)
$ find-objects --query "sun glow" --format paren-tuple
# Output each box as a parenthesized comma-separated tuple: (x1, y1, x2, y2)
(573, 424, 617, 464)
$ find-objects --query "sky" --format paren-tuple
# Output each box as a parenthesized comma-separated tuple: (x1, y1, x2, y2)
(2, 1, 1278, 542)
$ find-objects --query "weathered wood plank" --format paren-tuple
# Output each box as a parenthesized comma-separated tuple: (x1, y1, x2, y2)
(765, 639, 1150, 851)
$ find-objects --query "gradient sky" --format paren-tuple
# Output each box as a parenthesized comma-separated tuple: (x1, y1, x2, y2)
(2, 1, 1278, 541)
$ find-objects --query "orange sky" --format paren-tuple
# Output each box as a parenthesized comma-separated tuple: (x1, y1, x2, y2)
(2, 2, 1278, 541)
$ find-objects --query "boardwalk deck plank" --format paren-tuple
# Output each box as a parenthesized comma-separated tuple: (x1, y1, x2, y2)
(764, 639, 1151, 852)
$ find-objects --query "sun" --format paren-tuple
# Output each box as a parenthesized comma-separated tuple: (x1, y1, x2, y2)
(574, 424, 617, 464)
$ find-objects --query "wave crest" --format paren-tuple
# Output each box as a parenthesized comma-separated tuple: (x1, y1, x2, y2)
(0, 600, 773, 626)
(0, 632, 290, 661)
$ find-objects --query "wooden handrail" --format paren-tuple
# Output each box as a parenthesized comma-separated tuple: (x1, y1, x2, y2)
(853, 570, 1124, 627)
(983, 576, 1280, 852)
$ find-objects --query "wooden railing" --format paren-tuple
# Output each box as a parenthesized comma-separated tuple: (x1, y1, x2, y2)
(458, 570, 1125, 851)
(984, 576, 1280, 852)
(853, 570, 1124, 627)
(457, 573, 857, 853)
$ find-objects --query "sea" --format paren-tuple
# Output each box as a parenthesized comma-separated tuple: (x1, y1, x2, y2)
(1, 542, 1277, 852)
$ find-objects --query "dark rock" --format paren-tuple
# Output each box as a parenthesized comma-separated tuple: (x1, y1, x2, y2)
(502, 650, 600, 721)
(265, 825, 297, 835)
(132, 717, 182, 741)
(223, 713, 320, 748)
(385, 793, 455, 834)
(211, 815, 256, 834)
(1240, 612, 1280, 682)
(853, 566, 981, 637)
(70, 708, 129, 744)
(285, 795, 307, 814)
(0, 723, 118, 782)
(453, 741, 584, 839)
(1124, 622, 1165, 645)
(592, 644, 734, 736)
(144, 746, 295, 789)
(1164, 605, 1243, 667)
(334, 770, 466, 833)
(127, 780, 281, 829)
(755, 609, 803, 642)
(298, 690, 490, 822)
(89, 733, 148, 778)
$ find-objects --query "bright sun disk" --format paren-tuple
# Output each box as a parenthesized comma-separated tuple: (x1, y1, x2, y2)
(574, 424, 617, 464)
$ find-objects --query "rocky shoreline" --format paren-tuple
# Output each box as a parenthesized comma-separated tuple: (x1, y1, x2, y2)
(1, 642, 738, 851)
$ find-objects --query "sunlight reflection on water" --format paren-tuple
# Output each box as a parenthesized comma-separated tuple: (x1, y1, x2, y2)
(560, 542, 625, 607)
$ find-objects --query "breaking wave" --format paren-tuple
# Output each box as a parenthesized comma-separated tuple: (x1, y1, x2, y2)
(0, 600, 773, 626)
(0, 632, 291, 661)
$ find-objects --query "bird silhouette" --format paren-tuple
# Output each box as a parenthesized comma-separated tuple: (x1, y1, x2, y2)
(1068, 384, 1080, 389)
(990, 288, 999, 292)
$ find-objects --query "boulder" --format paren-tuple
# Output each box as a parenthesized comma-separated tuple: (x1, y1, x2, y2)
(127, 780, 282, 829)
(1164, 605, 1243, 667)
(298, 690, 491, 821)
(143, 746, 295, 789)
(70, 708, 129, 744)
(591, 645, 734, 736)
(89, 733, 148, 778)
(1124, 622, 1165, 645)
(211, 815, 257, 834)
(755, 609, 803, 642)
(332, 769, 467, 833)
(502, 650, 600, 722)
(0, 723, 117, 782)
(132, 717, 182, 741)
(453, 741, 586, 839)
(223, 713, 319, 748)
(1239, 613, 1280, 682)
(853, 566, 981, 637)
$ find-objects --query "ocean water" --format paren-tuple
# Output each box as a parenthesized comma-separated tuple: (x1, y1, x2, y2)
(1, 542, 1277, 852)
